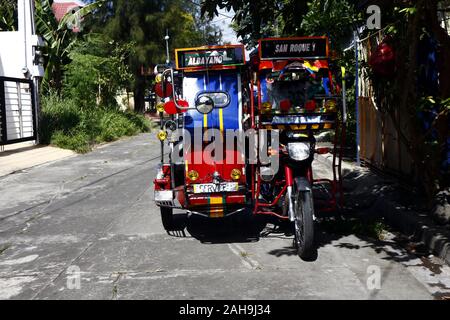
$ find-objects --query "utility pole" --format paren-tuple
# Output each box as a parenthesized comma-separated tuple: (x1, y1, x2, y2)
(165, 29, 170, 65)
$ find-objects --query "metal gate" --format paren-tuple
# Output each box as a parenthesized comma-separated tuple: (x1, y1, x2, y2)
(0, 77, 37, 145)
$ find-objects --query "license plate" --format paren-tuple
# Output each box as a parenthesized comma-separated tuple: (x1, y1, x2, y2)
(193, 183, 239, 194)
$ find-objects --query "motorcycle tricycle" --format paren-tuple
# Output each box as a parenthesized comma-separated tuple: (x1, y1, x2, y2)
(153, 44, 249, 228)
(247, 36, 347, 258)
(153, 38, 346, 259)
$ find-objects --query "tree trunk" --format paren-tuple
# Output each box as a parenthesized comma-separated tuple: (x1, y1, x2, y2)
(133, 73, 146, 113)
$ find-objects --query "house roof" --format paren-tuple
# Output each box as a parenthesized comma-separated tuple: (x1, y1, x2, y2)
(52, 0, 86, 22)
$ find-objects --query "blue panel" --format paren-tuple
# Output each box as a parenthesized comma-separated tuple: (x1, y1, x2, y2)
(221, 73, 239, 130)
(206, 74, 221, 129)
(183, 74, 205, 133)
(183, 71, 240, 134)
(260, 75, 268, 103)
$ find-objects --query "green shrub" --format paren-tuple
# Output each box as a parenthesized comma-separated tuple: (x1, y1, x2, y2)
(39, 94, 151, 153)
(51, 130, 91, 154)
(39, 93, 78, 142)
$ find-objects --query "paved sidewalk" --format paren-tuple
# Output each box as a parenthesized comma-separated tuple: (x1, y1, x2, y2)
(0, 142, 76, 177)
(316, 151, 450, 267)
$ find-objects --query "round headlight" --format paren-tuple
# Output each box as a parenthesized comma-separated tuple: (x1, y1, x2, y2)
(157, 130, 167, 141)
(261, 102, 272, 113)
(230, 169, 241, 181)
(195, 96, 214, 114)
(187, 170, 199, 181)
(260, 167, 275, 182)
(196, 103, 213, 114)
(155, 74, 163, 83)
(325, 99, 337, 112)
(156, 103, 165, 113)
(287, 142, 311, 161)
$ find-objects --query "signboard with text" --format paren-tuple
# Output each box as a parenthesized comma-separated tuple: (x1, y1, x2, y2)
(176, 45, 245, 71)
(259, 37, 329, 60)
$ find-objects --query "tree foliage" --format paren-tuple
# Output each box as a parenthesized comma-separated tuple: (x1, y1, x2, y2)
(201, 0, 450, 198)
(64, 34, 134, 109)
(0, 0, 18, 31)
(35, 0, 105, 93)
(201, 0, 358, 48)
(86, 0, 221, 112)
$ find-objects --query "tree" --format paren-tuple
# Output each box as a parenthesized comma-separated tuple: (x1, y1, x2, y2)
(202, 0, 285, 47)
(201, 0, 362, 48)
(35, 0, 105, 93)
(201, 0, 450, 206)
(301, 0, 358, 51)
(370, 0, 450, 199)
(64, 34, 134, 109)
(90, 0, 220, 113)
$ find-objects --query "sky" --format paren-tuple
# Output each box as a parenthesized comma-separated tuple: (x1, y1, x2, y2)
(210, 7, 240, 44)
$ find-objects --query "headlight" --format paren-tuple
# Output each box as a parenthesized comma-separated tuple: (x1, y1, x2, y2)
(157, 130, 167, 141)
(156, 102, 165, 113)
(287, 142, 310, 161)
(196, 103, 213, 114)
(195, 96, 214, 114)
(187, 170, 199, 181)
(286, 131, 308, 139)
(230, 169, 241, 181)
(155, 73, 163, 83)
(325, 99, 337, 112)
(261, 102, 272, 113)
(260, 166, 275, 182)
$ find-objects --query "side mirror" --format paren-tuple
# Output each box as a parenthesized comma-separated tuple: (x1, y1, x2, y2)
(195, 96, 214, 114)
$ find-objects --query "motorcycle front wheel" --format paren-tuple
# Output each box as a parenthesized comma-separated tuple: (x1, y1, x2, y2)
(293, 178, 315, 260)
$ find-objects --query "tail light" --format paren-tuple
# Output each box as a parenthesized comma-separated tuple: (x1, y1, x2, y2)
(155, 82, 173, 98)
(305, 100, 317, 111)
(164, 100, 189, 115)
(280, 99, 292, 112)
(154, 164, 171, 190)
(315, 147, 330, 154)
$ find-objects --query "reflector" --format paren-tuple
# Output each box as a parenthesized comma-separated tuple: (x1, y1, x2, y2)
(155, 82, 173, 98)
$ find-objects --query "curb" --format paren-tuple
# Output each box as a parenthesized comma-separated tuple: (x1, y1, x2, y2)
(369, 197, 450, 266)
(316, 152, 450, 266)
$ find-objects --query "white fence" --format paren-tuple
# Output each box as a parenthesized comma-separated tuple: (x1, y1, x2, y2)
(0, 77, 37, 145)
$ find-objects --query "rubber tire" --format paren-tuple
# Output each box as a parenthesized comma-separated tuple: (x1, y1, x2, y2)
(293, 178, 315, 260)
(160, 207, 175, 231)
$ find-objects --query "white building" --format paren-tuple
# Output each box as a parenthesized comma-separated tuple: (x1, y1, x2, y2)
(0, 0, 43, 145)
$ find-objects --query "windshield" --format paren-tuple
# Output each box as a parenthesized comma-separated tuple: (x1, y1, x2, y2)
(262, 67, 330, 113)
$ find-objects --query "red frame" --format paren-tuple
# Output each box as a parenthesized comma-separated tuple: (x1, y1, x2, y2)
(249, 37, 345, 218)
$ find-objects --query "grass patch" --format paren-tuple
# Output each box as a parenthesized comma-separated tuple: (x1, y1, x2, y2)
(39, 94, 151, 153)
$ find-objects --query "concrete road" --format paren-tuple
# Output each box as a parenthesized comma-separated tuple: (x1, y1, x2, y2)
(0, 133, 449, 300)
